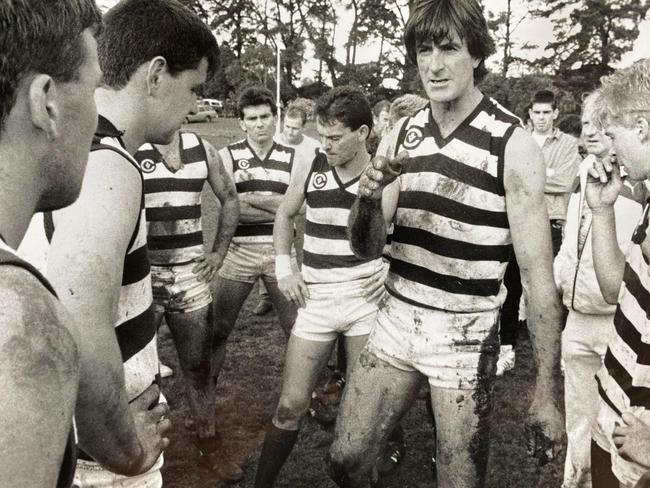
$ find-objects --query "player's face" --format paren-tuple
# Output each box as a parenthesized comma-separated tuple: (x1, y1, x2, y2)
(529, 103, 558, 135)
(282, 115, 305, 145)
(605, 122, 650, 181)
(581, 109, 610, 159)
(374, 109, 390, 136)
(416, 31, 480, 104)
(150, 57, 208, 145)
(240, 104, 276, 145)
(317, 118, 365, 168)
(43, 29, 102, 211)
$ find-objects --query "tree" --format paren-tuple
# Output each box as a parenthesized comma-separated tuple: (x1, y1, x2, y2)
(529, 0, 650, 93)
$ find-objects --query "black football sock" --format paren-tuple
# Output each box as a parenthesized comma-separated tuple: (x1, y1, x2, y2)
(254, 423, 299, 488)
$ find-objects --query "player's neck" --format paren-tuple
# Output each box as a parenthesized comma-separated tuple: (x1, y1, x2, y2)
(0, 150, 39, 249)
(337, 147, 371, 182)
(429, 88, 483, 138)
(247, 136, 274, 159)
(95, 87, 147, 154)
(533, 127, 554, 137)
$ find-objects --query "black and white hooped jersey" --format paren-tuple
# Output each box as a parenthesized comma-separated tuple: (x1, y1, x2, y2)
(386, 97, 521, 312)
(136, 132, 208, 265)
(221, 139, 294, 244)
(302, 153, 383, 284)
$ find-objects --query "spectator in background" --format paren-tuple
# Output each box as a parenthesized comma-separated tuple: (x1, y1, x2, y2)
(554, 92, 643, 488)
(529, 89, 583, 256)
(366, 100, 391, 156)
(558, 113, 587, 158)
(387, 94, 428, 131)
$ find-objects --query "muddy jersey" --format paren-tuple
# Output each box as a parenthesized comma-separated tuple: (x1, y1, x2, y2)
(0, 241, 76, 488)
(136, 132, 208, 265)
(387, 97, 520, 312)
(595, 199, 650, 483)
(302, 153, 382, 284)
(87, 116, 158, 400)
(220, 139, 294, 244)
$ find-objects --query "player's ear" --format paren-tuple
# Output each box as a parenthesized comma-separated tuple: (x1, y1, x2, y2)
(635, 116, 650, 143)
(146, 56, 168, 96)
(358, 124, 370, 141)
(28, 74, 60, 140)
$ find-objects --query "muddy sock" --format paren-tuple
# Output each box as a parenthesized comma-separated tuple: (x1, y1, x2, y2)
(254, 424, 299, 488)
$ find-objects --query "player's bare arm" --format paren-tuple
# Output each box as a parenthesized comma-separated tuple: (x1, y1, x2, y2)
(586, 157, 626, 303)
(193, 141, 241, 282)
(504, 128, 564, 461)
(0, 268, 79, 488)
(273, 157, 310, 308)
(48, 151, 170, 476)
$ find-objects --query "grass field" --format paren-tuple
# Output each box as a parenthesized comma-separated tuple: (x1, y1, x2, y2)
(158, 118, 565, 487)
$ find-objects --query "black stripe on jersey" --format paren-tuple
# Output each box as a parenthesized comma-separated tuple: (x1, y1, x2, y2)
(404, 153, 500, 196)
(390, 257, 501, 296)
(236, 180, 288, 194)
(603, 348, 650, 408)
(303, 250, 371, 269)
(392, 225, 511, 262)
(235, 223, 274, 236)
(180, 140, 207, 166)
(122, 244, 151, 286)
(451, 124, 492, 153)
(613, 307, 650, 365)
(148, 231, 203, 250)
(144, 178, 205, 194)
(234, 158, 291, 174)
(306, 188, 356, 209)
(622, 262, 650, 317)
(398, 191, 509, 228)
(146, 205, 201, 222)
(305, 221, 347, 241)
(115, 305, 156, 363)
(596, 374, 622, 416)
(495, 125, 517, 196)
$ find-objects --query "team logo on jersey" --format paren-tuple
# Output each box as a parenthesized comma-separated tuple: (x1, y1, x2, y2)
(139, 158, 156, 173)
(403, 126, 424, 150)
(237, 159, 251, 170)
(313, 172, 328, 189)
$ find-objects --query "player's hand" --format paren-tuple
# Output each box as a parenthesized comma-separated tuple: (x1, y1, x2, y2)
(613, 412, 650, 469)
(362, 260, 389, 303)
(129, 384, 171, 474)
(278, 272, 310, 308)
(358, 151, 410, 200)
(585, 153, 623, 213)
(526, 395, 564, 466)
(192, 252, 222, 282)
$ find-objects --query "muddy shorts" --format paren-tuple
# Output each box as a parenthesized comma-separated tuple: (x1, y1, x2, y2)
(292, 280, 382, 342)
(151, 262, 212, 314)
(218, 242, 298, 284)
(73, 454, 163, 488)
(366, 293, 500, 390)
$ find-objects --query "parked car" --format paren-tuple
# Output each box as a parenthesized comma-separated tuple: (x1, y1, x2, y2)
(202, 98, 223, 110)
(185, 104, 218, 123)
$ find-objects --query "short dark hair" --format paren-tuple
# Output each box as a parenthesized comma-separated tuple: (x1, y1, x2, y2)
(0, 0, 102, 131)
(98, 0, 219, 89)
(531, 89, 557, 109)
(404, 0, 495, 84)
(285, 104, 308, 125)
(315, 86, 373, 133)
(557, 114, 582, 139)
(372, 100, 391, 117)
(237, 86, 277, 119)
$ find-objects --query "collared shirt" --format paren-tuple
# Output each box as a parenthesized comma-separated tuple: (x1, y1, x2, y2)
(536, 128, 582, 220)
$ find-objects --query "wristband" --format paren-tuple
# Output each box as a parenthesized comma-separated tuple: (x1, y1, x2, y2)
(275, 254, 292, 280)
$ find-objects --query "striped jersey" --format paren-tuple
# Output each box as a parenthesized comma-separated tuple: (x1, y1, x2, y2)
(386, 97, 520, 312)
(136, 132, 208, 265)
(220, 139, 294, 244)
(595, 199, 650, 482)
(90, 116, 158, 401)
(302, 153, 383, 284)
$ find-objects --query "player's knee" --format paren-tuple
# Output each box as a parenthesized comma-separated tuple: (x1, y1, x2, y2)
(274, 399, 307, 429)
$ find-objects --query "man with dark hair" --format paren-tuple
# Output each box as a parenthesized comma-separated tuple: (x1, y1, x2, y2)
(529, 89, 582, 256)
(45, 1, 218, 486)
(0, 3, 102, 486)
(330, 1, 564, 486)
(134, 128, 241, 481)
(254, 85, 387, 488)
(211, 85, 298, 466)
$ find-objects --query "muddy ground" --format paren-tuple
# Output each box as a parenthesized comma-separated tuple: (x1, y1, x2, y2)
(158, 119, 565, 487)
